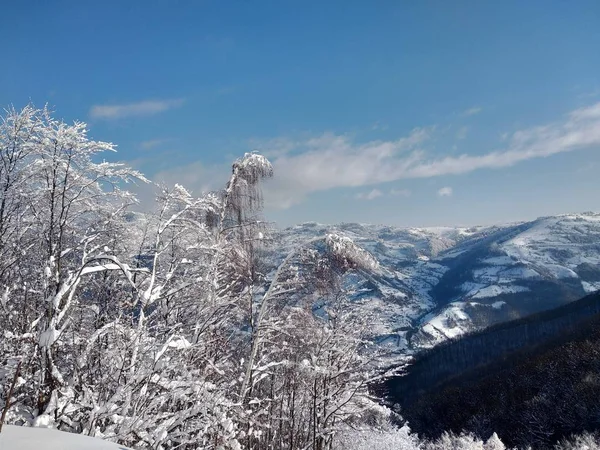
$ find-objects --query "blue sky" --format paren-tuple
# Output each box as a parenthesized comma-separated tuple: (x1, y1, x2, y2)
(1, 1, 599, 227)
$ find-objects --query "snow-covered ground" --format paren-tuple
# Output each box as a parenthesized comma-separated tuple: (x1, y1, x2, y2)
(0, 426, 129, 450)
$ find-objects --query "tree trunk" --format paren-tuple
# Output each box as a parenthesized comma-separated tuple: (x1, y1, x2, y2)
(0, 360, 22, 433)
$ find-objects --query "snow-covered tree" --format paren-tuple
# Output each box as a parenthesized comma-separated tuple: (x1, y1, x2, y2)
(0, 105, 146, 427)
(0, 105, 395, 450)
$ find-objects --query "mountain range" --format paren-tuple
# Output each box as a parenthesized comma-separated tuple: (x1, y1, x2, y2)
(275, 212, 600, 357)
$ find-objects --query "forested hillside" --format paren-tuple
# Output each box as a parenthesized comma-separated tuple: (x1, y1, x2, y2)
(385, 290, 600, 403)
(385, 291, 600, 448)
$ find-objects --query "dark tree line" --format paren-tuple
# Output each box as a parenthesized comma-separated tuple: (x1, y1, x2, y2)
(388, 293, 600, 449)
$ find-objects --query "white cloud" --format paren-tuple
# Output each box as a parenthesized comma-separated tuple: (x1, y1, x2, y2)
(137, 101, 600, 211)
(261, 101, 600, 208)
(90, 98, 185, 120)
(437, 187, 453, 197)
(390, 188, 411, 197)
(356, 188, 383, 200)
(262, 128, 432, 207)
(462, 106, 482, 117)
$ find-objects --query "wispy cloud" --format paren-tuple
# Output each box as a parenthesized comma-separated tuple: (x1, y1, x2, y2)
(262, 101, 600, 208)
(437, 186, 453, 197)
(356, 188, 383, 200)
(263, 128, 432, 208)
(462, 106, 482, 117)
(144, 102, 600, 210)
(90, 98, 185, 120)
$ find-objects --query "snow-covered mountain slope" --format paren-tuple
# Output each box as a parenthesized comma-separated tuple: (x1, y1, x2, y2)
(275, 212, 600, 354)
(0, 425, 130, 450)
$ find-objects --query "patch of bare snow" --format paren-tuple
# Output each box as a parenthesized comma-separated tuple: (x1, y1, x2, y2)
(545, 264, 579, 279)
(471, 284, 529, 299)
(582, 281, 600, 294)
(0, 425, 130, 450)
(422, 304, 472, 341)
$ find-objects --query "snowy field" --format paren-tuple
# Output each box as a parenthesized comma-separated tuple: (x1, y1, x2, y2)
(0, 426, 128, 450)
